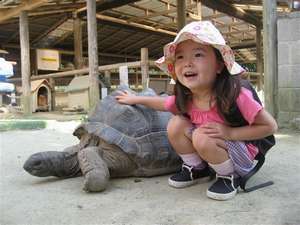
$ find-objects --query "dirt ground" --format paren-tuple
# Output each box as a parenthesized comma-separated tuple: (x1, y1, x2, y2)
(0, 121, 300, 225)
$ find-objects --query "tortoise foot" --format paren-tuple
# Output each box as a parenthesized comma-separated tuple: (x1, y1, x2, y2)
(23, 151, 81, 178)
(78, 147, 110, 192)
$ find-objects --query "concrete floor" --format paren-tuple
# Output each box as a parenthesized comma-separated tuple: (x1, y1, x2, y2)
(0, 125, 299, 225)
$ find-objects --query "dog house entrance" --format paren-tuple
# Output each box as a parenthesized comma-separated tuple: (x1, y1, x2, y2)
(37, 86, 49, 111)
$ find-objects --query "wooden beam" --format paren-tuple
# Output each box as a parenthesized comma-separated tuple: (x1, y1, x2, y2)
(95, 14, 177, 36)
(78, 0, 141, 17)
(233, 4, 289, 12)
(19, 11, 32, 115)
(0, 0, 47, 23)
(263, 0, 278, 117)
(230, 41, 256, 49)
(199, 0, 262, 28)
(127, 7, 177, 23)
(3, 43, 140, 60)
(128, 3, 175, 22)
(8, 61, 143, 82)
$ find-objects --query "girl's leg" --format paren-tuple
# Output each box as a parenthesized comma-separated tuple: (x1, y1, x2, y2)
(192, 128, 241, 200)
(167, 116, 211, 188)
(191, 127, 230, 164)
(167, 115, 197, 155)
(167, 115, 206, 167)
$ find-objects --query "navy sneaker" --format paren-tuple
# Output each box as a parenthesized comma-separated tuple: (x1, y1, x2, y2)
(206, 174, 241, 200)
(168, 163, 211, 188)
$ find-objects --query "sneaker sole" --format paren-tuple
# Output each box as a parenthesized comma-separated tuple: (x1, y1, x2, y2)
(168, 177, 208, 188)
(206, 189, 237, 201)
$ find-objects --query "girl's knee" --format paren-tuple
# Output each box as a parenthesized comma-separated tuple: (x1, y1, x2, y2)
(167, 116, 192, 137)
(192, 128, 210, 154)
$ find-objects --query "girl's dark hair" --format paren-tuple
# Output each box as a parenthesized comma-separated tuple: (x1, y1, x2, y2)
(174, 48, 241, 118)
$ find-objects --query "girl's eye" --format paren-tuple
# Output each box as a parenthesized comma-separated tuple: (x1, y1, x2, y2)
(175, 55, 183, 60)
(195, 53, 203, 57)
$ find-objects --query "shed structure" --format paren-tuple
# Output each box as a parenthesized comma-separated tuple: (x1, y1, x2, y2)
(65, 75, 89, 112)
(30, 79, 52, 112)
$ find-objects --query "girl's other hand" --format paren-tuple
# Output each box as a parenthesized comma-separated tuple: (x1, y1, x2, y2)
(200, 122, 231, 140)
(115, 90, 138, 105)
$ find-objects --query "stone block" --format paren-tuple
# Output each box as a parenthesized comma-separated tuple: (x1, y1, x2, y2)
(278, 88, 291, 111)
(278, 65, 290, 88)
(290, 113, 300, 130)
(277, 18, 291, 42)
(290, 18, 300, 41)
(290, 65, 300, 88)
(290, 41, 300, 64)
(277, 111, 291, 128)
(290, 88, 300, 111)
(278, 43, 290, 65)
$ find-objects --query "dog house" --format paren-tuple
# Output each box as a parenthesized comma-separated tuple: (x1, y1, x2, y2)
(31, 79, 52, 112)
(65, 75, 89, 111)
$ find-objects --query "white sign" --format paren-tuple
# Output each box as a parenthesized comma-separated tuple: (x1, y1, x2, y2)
(101, 88, 108, 99)
(0, 57, 13, 77)
(36, 49, 60, 71)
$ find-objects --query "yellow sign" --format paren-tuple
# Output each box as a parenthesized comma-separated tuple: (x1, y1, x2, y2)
(37, 49, 60, 71)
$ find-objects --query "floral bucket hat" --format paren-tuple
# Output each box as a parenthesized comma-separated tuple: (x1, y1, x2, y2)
(155, 21, 245, 80)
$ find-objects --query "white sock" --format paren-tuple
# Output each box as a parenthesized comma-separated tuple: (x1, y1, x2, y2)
(208, 159, 234, 176)
(179, 153, 206, 169)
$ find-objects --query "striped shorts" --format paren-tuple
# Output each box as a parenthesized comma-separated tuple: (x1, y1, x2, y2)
(225, 141, 255, 177)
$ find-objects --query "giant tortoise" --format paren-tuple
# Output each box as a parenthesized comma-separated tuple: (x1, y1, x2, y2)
(23, 86, 181, 192)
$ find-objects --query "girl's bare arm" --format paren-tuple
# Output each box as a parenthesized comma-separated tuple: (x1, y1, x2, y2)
(115, 90, 167, 111)
(201, 109, 278, 141)
(228, 109, 278, 141)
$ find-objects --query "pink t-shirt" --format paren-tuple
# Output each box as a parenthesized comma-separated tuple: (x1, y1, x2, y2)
(164, 87, 262, 159)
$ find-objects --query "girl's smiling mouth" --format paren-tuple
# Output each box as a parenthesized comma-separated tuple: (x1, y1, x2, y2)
(184, 71, 198, 78)
(183, 72, 198, 78)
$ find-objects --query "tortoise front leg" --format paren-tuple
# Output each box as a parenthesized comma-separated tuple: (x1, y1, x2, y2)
(78, 146, 110, 192)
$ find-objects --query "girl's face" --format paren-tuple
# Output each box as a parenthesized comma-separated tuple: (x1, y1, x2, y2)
(174, 39, 223, 92)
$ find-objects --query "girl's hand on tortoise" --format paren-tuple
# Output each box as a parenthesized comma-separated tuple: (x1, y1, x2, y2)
(115, 90, 138, 105)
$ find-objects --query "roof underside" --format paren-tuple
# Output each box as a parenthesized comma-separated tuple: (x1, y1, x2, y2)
(0, 0, 292, 71)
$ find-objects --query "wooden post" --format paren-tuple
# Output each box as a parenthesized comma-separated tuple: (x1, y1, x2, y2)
(135, 70, 139, 89)
(256, 27, 263, 91)
(20, 11, 32, 115)
(104, 70, 111, 87)
(177, 0, 186, 30)
(141, 48, 149, 90)
(196, 0, 202, 19)
(87, 0, 100, 110)
(49, 77, 55, 111)
(73, 14, 84, 69)
(119, 66, 129, 86)
(263, 0, 278, 117)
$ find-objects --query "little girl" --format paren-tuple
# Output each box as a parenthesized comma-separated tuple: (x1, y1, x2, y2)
(116, 21, 277, 201)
